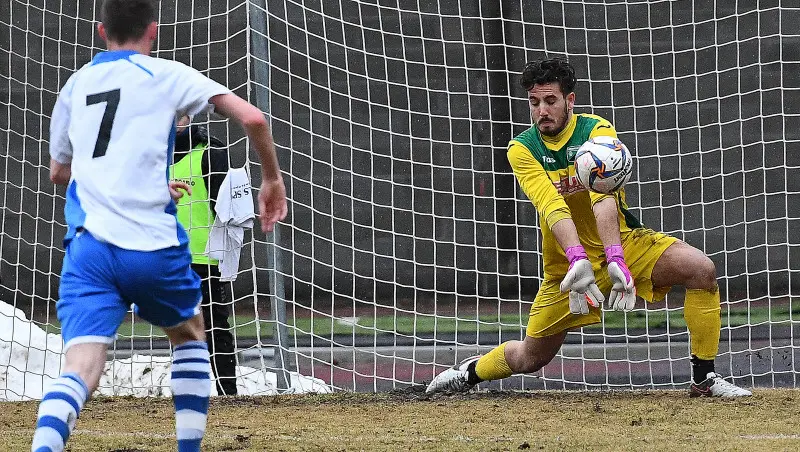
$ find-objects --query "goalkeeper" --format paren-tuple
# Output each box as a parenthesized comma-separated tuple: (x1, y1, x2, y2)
(171, 115, 238, 396)
(426, 58, 751, 398)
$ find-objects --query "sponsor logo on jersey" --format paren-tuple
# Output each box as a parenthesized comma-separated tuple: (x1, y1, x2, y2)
(172, 178, 196, 186)
(552, 175, 586, 196)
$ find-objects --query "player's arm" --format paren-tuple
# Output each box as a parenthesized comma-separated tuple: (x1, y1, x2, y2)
(507, 142, 577, 246)
(209, 94, 280, 182)
(50, 160, 71, 185)
(549, 218, 581, 250)
(587, 117, 619, 208)
(586, 116, 624, 247)
(48, 76, 76, 185)
(167, 63, 276, 179)
(587, 118, 636, 311)
(594, 193, 635, 311)
(166, 62, 287, 232)
(592, 197, 622, 247)
(507, 142, 602, 312)
(209, 93, 286, 232)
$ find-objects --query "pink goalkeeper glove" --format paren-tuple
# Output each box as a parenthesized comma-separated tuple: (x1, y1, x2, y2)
(560, 245, 604, 315)
(605, 244, 636, 311)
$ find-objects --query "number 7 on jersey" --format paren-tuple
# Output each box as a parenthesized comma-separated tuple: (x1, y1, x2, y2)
(86, 88, 120, 158)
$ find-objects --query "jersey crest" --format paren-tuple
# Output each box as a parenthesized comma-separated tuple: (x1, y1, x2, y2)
(565, 145, 581, 162)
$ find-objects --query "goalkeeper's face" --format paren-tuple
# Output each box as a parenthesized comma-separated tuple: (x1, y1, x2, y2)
(528, 82, 575, 136)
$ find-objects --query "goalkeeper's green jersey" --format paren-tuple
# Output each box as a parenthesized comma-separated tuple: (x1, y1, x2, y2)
(507, 113, 642, 278)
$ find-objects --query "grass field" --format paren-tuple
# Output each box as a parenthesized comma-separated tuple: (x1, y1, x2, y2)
(4, 389, 800, 451)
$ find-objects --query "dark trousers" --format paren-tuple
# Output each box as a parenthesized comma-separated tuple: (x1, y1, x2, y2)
(193, 264, 238, 395)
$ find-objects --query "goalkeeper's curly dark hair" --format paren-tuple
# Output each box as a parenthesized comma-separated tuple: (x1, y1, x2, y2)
(519, 58, 577, 96)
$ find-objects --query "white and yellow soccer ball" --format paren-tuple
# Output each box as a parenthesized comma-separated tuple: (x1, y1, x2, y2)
(574, 136, 633, 194)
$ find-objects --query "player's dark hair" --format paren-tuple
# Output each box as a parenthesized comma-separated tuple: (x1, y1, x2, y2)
(100, 0, 157, 43)
(519, 58, 577, 95)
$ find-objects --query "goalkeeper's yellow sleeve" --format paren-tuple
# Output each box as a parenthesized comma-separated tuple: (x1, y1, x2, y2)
(587, 114, 618, 140)
(587, 115, 620, 207)
(507, 143, 571, 229)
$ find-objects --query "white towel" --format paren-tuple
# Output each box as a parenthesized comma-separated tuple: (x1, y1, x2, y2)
(205, 167, 254, 281)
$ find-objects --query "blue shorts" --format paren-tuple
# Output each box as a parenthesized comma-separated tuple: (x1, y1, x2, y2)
(57, 230, 202, 350)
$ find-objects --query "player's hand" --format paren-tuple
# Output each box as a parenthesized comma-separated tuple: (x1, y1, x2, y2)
(258, 176, 288, 233)
(605, 245, 636, 311)
(560, 246, 604, 315)
(168, 180, 192, 202)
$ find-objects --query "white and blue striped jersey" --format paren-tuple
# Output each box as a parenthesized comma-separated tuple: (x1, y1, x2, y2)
(48, 50, 230, 251)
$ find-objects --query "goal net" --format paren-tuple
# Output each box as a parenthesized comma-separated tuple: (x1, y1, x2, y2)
(2, 0, 798, 398)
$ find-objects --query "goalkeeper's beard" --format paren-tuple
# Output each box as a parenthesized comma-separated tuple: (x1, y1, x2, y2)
(538, 104, 571, 137)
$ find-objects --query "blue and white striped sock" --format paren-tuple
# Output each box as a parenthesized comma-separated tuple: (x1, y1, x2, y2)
(171, 340, 211, 452)
(31, 373, 89, 452)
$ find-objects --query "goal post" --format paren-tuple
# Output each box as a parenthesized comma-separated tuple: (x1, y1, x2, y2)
(1, 0, 799, 398)
(260, 0, 799, 391)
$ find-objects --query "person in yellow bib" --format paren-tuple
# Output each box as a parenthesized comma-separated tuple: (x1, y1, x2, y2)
(170, 115, 237, 396)
(426, 58, 751, 398)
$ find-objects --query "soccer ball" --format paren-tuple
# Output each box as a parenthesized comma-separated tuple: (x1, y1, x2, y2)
(574, 136, 633, 194)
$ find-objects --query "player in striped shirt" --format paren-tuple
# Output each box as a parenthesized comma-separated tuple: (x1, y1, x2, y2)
(31, 1, 286, 451)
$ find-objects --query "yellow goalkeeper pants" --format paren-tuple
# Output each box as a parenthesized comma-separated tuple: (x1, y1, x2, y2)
(526, 228, 678, 338)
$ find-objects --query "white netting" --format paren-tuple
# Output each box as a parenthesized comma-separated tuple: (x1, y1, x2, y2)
(1, 0, 799, 397)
